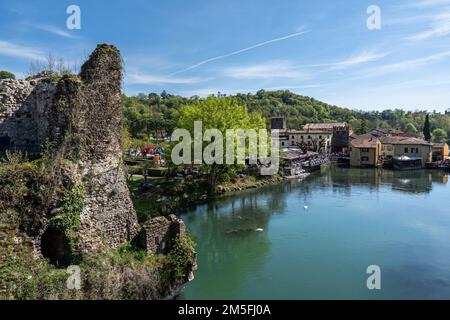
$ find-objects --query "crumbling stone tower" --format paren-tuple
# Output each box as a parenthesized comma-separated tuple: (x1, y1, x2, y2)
(1, 45, 195, 298)
(45, 44, 140, 253)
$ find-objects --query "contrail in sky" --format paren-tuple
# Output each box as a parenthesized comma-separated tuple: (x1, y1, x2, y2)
(171, 30, 310, 75)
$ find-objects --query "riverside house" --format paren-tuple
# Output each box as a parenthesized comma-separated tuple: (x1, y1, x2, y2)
(349, 136, 382, 167)
(285, 129, 333, 153)
(271, 118, 350, 154)
(379, 136, 432, 167)
(432, 143, 449, 162)
(350, 133, 432, 168)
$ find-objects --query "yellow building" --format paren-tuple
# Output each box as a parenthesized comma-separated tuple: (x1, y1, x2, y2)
(350, 136, 381, 167)
(378, 137, 432, 166)
(432, 143, 449, 162)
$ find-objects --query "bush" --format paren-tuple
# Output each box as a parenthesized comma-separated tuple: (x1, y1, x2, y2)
(0, 157, 59, 234)
(166, 235, 195, 281)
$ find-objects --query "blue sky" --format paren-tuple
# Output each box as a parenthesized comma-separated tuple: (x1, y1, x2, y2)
(1, 0, 450, 111)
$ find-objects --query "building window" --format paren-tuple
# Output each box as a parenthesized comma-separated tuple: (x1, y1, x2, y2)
(404, 148, 408, 153)
(362, 148, 369, 152)
(292, 136, 294, 139)
(361, 156, 369, 161)
(308, 135, 311, 139)
(319, 136, 322, 139)
(416, 148, 419, 153)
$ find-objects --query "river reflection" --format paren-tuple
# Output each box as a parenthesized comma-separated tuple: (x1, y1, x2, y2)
(180, 167, 450, 299)
(179, 184, 291, 298)
(297, 166, 448, 196)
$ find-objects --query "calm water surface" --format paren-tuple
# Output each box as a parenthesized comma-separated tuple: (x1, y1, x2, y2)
(179, 167, 450, 299)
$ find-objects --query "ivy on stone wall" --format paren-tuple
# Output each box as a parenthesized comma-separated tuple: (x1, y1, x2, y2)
(50, 184, 85, 233)
(49, 184, 85, 263)
(166, 235, 196, 281)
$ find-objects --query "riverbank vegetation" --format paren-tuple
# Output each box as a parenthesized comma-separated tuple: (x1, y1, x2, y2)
(127, 172, 284, 222)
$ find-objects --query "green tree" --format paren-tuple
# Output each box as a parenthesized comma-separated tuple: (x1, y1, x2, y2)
(432, 128, 448, 143)
(0, 70, 15, 79)
(176, 97, 266, 190)
(423, 114, 431, 142)
(378, 121, 390, 129)
(405, 123, 417, 133)
(358, 119, 369, 134)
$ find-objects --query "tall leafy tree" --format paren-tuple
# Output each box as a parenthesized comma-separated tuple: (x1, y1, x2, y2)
(423, 114, 431, 142)
(358, 119, 369, 134)
(405, 123, 417, 133)
(176, 97, 266, 190)
(432, 128, 448, 143)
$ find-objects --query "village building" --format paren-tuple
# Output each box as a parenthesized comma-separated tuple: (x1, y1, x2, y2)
(303, 123, 350, 153)
(271, 119, 350, 154)
(379, 136, 432, 166)
(432, 143, 449, 162)
(371, 128, 424, 139)
(349, 136, 382, 167)
(285, 129, 333, 153)
(351, 129, 433, 168)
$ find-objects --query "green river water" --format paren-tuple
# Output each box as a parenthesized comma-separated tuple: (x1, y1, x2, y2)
(179, 167, 450, 299)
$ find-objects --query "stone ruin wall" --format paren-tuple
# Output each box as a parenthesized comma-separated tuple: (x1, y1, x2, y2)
(0, 76, 55, 155)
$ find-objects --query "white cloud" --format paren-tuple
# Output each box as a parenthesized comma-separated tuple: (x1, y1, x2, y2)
(329, 52, 389, 70)
(364, 50, 450, 77)
(35, 25, 75, 38)
(171, 30, 310, 75)
(125, 71, 204, 85)
(413, 0, 450, 7)
(407, 11, 450, 40)
(0, 40, 45, 60)
(223, 61, 305, 79)
(383, 14, 435, 26)
(307, 52, 389, 70)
